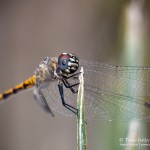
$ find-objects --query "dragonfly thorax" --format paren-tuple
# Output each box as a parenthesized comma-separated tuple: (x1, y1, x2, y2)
(58, 53, 79, 75)
(35, 57, 59, 86)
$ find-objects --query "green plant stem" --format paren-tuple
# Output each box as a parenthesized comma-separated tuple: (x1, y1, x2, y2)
(77, 67, 87, 150)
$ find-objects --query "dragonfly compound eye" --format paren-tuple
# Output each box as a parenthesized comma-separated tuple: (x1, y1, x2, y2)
(58, 53, 79, 74)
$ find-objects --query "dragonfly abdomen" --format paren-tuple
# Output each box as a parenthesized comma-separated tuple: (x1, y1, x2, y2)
(0, 75, 36, 101)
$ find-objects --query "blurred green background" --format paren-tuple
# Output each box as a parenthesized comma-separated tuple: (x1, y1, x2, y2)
(0, 0, 150, 150)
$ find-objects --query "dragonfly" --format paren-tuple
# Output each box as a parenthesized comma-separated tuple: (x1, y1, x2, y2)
(1, 53, 150, 121)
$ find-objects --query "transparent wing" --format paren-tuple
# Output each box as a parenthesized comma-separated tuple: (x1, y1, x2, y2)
(80, 60, 150, 97)
(41, 60, 150, 121)
(41, 81, 77, 118)
(33, 87, 54, 117)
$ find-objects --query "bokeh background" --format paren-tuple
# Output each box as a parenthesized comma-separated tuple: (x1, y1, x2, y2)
(0, 0, 150, 150)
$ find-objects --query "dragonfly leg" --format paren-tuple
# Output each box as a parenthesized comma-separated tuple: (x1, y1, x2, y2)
(70, 88, 78, 94)
(58, 83, 78, 115)
(63, 72, 81, 79)
(62, 79, 79, 94)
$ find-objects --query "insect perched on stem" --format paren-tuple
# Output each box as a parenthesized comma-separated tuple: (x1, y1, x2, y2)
(1, 53, 150, 121)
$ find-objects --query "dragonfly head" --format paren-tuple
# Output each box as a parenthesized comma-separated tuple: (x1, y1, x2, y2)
(58, 53, 79, 74)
